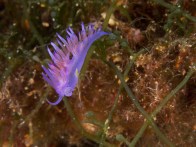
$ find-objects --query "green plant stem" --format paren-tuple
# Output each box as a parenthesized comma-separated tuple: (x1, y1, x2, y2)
(116, 134, 132, 146)
(99, 85, 122, 147)
(0, 58, 23, 89)
(21, 0, 47, 56)
(63, 98, 115, 147)
(107, 61, 174, 147)
(130, 68, 194, 146)
(63, 98, 84, 132)
(99, 49, 147, 147)
(18, 87, 51, 128)
(153, 0, 196, 22)
(21, 0, 44, 45)
(80, 46, 96, 79)
(153, 0, 175, 9)
(103, 0, 118, 30)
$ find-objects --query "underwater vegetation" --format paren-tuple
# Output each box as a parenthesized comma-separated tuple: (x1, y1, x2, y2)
(0, 0, 195, 147)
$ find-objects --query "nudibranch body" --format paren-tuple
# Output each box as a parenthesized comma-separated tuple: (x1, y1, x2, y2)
(42, 23, 109, 105)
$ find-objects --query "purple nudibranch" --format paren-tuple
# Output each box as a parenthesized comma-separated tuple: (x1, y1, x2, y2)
(42, 23, 109, 105)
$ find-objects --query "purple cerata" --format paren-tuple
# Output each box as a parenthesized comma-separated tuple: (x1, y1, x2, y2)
(42, 23, 109, 105)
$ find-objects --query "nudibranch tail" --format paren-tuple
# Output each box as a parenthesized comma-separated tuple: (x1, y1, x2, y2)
(47, 96, 63, 105)
(42, 22, 109, 105)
